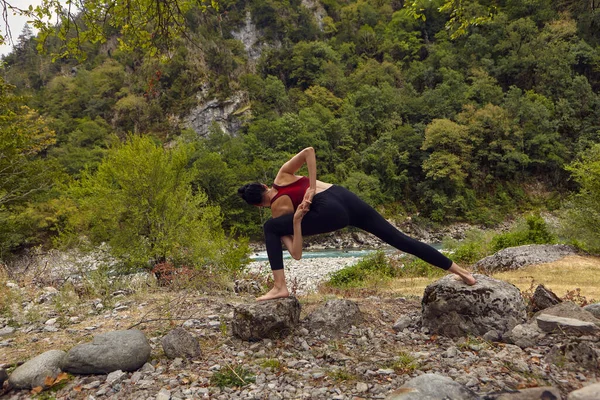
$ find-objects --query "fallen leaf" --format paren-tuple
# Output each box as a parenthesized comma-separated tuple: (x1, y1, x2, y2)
(55, 372, 69, 383)
(31, 386, 43, 394)
(44, 376, 55, 387)
(73, 385, 82, 392)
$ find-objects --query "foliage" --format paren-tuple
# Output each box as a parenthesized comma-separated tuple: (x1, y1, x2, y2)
(62, 135, 247, 273)
(560, 144, 600, 253)
(210, 365, 255, 388)
(326, 250, 397, 288)
(490, 214, 556, 252)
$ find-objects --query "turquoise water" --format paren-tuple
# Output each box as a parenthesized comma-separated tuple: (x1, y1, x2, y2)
(249, 243, 443, 261)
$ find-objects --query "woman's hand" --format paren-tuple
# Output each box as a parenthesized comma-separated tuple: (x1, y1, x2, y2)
(302, 188, 316, 210)
(294, 202, 309, 222)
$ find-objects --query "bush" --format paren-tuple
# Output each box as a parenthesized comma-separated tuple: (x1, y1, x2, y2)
(210, 365, 255, 388)
(327, 251, 396, 288)
(490, 214, 556, 252)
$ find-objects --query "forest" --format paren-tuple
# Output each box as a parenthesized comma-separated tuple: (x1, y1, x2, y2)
(1, 0, 599, 273)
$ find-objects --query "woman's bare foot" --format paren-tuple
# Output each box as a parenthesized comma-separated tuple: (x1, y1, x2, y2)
(256, 286, 290, 301)
(448, 263, 477, 285)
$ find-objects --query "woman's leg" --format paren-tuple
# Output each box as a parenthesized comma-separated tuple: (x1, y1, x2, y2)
(259, 191, 349, 300)
(335, 187, 476, 284)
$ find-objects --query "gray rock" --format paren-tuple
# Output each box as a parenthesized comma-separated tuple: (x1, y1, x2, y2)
(156, 388, 171, 400)
(106, 369, 126, 385)
(531, 285, 562, 312)
(161, 327, 202, 360)
(0, 326, 15, 337)
(234, 279, 262, 295)
(567, 383, 600, 400)
(62, 329, 151, 374)
(385, 373, 479, 399)
(536, 315, 600, 335)
(536, 302, 600, 327)
(583, 303, 600, 319)
(473, 244, 577, 274)
(0, 367, 8, 386)
(422, 274, 527, 338)
(495, 386, 561, 399)
(504, 323, 546, 348)
(232, 297, 301, 341)
(304, 299, 363, 337)
(546, 341, 599, 369)
(8, 350, 65, 389)
(392, 316, 413, 332)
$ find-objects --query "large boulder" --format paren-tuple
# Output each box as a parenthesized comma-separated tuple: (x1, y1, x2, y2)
(161, 327, 202, 360)
(8, 350, 65, 389)
(304, 299, 363, 337)
(232, 297, 301, 341)
(422, 274, 527, 338)
(385, 373, 479, 400)
(62, 329, 151, 374)
(473, 244, 577, 274)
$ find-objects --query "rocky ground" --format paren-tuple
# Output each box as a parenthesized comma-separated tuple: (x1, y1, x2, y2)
(1, 242, 599, 400)
(1, 280, 599, 399)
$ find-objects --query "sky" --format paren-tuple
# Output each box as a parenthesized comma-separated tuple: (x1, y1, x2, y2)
(0, 0, 44, 56)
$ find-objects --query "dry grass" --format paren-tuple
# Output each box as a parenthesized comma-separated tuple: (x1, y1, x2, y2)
(492, 255, 600, 301)
(382, 255, 600, 301)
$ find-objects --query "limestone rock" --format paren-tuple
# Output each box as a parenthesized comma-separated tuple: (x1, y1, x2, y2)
(473, 244, 577, 274)
(232, 297, 301, 341)
(8, 350, 65, 389)
(161, 327, 202, 360)
(62, 329, 151, 374)
(504, 322, 546, 348)
(567, 383, 600, 400)
(536, 315, 600, 335)
(422, 274, 527, 338)
(582, 303, 600, 319)
(385, 373, 479, 399)
(531, 284, 561, 312)
(536, 302, 600, 325)
(304, 299, 363, 337)
(495, 386, 561, 399)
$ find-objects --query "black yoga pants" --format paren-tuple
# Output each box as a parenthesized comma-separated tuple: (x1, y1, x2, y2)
(263, 185, 453, 271)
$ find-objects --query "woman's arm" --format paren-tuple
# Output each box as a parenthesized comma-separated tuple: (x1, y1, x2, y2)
(276, 147, 317, 188)
(281, 203, 309, 260)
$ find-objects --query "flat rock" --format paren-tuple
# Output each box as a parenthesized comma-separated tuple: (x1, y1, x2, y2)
(536, 302, 600, 325)
(303, 299, 363, 337)
(495, 386, 562, 399)
(385, 373, 479, 399)
(473, 244, 577, 273)
(232, 297, 301, 341)
(422, 274, 527, 338)
(8, 350, 65, 389)
(536, 314, 600, 334)
(161, 327, 202, 360)
(62, 329, 151, 374)
(567, 382, 600, 400)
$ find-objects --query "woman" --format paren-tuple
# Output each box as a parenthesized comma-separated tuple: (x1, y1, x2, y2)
(238, 147, 476, 301)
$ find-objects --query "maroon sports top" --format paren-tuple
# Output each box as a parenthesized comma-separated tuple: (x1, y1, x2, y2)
(270, 176, 310, 210)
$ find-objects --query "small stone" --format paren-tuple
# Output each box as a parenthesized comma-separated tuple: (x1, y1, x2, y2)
(106, 370, 126, 385)
(0, 327, 15, 337)
(356, 382, 368, 393)
(45, 318, 58, 326)
(156, 388, 171, 400)
(83, 381, 102, 390)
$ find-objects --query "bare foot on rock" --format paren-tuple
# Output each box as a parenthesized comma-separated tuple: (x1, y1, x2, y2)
(256, 286, 289, 301)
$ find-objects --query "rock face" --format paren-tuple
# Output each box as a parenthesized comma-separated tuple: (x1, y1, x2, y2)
(231, 11, 263, 61)
(8, 350, 65, 389)
(473, 244, 577, 273)
(304, 299, 363, 337)
(185, 93, 248, 138)
(161, 327, 202, 360)
(422, 274, 527, 338)
(62, 329, 151, 374)
(385, 373, 479, 400)
(531, 284, 562, 312)
(232, 297, 301, 341)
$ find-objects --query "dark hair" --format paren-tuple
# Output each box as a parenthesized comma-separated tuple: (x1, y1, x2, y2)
(238, 182, 266, 205)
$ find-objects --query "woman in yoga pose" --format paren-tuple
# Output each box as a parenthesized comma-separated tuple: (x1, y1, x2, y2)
(238, 147, 476, 301)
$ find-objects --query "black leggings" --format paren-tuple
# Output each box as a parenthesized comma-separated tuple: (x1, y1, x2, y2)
(263, 185, 453, 271)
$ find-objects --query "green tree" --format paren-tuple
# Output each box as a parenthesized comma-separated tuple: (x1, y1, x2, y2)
(65, 135, 242, 271)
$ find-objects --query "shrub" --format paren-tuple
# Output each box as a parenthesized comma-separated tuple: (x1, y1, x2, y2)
(326, 251, 396, 288)
(490, 214, 556, 252)
(210, 365, 255, 388)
